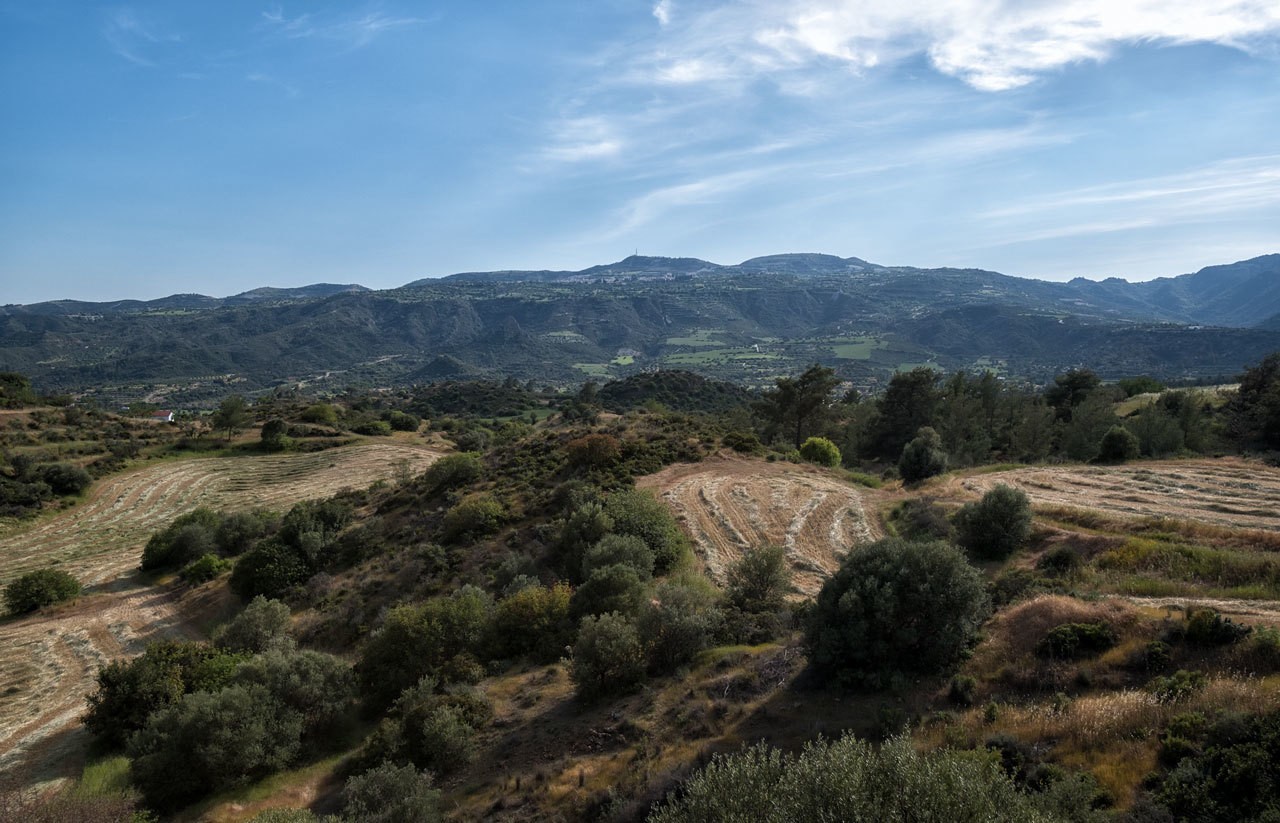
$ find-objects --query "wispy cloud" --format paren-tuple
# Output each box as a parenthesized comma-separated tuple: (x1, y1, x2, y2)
(260, 5, 428, 49)
(246, 72, 300, 98)
(624, 0, 1280, 93)
(103, 8, 181, 67)
(653, 1, 673, 27)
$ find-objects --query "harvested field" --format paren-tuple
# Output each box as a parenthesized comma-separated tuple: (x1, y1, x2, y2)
(0, 442, 442, 786)
(959, 457, 1280, 533)
(637, 455, 880, 596)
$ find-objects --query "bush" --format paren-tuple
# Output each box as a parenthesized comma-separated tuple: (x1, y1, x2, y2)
(141, 508, 222, 571)
(637, 578, 720, 675)
(215, 509, 278, 556)
(647, 735, 1068, 822)
(725, 544, 789, 614)
(890, 497, 952, 542)
(953, 484, 1032, 561)
(572, 612, 646, 701)
(569, 563, 647, 620)
(4, 567, 80, 614)
(1037, 546, 1083, 578)
(1152, 708, 1280, 820)
(604, 489, 689, 574)
(582, 533, 654, 580)
(558, 502, 613, 581)
(440, 494, 505, 543)
(234, 649, 355, 737)
(421, 452, 483, 495)
(229, 539, 310, 600)
(806, 538, 990, 689)
(300, 403, 339, 425)
(798, 436, 841, 467)
(488, 582, 574, 662)
(356, 587, 492, 710)
(1096, 426, 1140, 463)
(1148, 669, 1208, 703)
(1185, 608, 1252, 645)
(215, 595, 294, 654)
(84, 640, 244, 749)
(357, 677, 490, 777)
(37, 462, 92, 495)
(566, 433, 622, 468)
(898, 427, 949, 482)
(128, 684, 303, 812)
(260, 418, 290, 451)
(386, 410, 421, 432)
(180, 552, 231, 584)
(342, 762, 442, 823)
(1035, 622, 1117, 660)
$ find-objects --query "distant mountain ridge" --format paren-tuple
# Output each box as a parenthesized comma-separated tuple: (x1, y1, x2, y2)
(1, 253, 1277, 404)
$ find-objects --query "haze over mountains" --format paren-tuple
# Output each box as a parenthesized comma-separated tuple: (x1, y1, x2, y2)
(2, 253, 1278, 405)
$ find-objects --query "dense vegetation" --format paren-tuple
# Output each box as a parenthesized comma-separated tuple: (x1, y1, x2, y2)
(9, 348, 1280, 820)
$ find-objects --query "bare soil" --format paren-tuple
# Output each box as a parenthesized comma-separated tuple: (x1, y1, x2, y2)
(637, 455, 880, 597)
(0, 442, 442, 786)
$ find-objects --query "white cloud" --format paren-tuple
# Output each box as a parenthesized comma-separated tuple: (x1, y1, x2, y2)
(541, 117, 625, 163)
(629, 0, 1280, 92)
(653, 0, 673, 27)
(103, 9, 181, 67)
(260, 6, 427, 49)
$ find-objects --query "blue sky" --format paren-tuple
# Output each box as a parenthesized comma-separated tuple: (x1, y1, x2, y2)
(2, 1, 1279, 304)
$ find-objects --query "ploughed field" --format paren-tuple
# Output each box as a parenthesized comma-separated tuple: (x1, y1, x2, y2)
(637, 455, 881, 597)
(959, 457, 1280, 532)
(0, 442, 442, 785)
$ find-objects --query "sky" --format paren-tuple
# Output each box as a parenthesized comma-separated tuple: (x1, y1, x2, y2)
(2, 1, 1279, 304)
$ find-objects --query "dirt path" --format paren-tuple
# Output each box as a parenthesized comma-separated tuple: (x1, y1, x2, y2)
(637, 455, 881, 597)
(0, 442, 442, 786)
(956, 457, 1280, 532)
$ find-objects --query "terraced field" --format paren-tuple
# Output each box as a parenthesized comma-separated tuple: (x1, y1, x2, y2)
(959, 457, 1280, 532)
(638, 456, 881, 596)
(0, 442, 442, 785)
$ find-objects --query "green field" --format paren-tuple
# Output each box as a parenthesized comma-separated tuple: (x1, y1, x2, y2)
(573, 362, 613, 377)
(829, 337, 885, 360)
(665, 329, 727, 347)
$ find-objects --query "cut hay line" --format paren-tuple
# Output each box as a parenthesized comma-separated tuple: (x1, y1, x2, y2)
(637, 455, 881, 597)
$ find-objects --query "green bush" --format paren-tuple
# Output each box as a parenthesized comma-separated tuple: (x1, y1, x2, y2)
(215, 595, 294, 654)
(583, 533, 654, 580)
(953, 484, 1032, 561)
(342, 762, 442, 823)
(260, 418, 291, 451)
(806, 538, 990, 689)
(1152, 708, 1280, 821)
(648, 735, 1067, 822)
(1186, 608, 1252, 645)
(233, 649, 355, 737)
(229, 539, 310, 600)
(180, 552, 231, 584)
(128, 684, 303, 812)
(725, 544, 789, 614)
(84, 640, 244, 749)
(889, 497, 953, 542)
(1035, 622, 1117, 660)
(898, 426, 949, 482)
(421, 452, 483, 495)
(798, 436, 841, 467)
(558, 502, 613, 581)
(300, 403, 339, 425)
(571, 612, 646, 701)
(487, 582, 574, 662)
(356, 587, 492, 710)
(637, 578, 720, 675)
(4, 567, 81, 614)
(386, 410, 421, 432)
(1148, 669, 1208, 703)
(37, 462, 92, 495)
(604, 489, 689, 574)
(441, 494, 505, 543)
(141, 508, 221, 571)
(569, 564, 648, 620)
(1096, 425, 1140, 463)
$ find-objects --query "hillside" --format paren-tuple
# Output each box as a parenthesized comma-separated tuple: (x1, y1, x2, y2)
(2, 253, 1278, 405)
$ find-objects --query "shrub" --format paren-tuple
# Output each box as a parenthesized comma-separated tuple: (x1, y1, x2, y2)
(582, 533, 654, 580)
(1096, 426, 1140, 463)
(357, 677, 490, 777)
(37, 462, 92, 495)
(128, 684, 303, 812)
(722, 430, 762, 453)
(1185, 608, 1252, 645)
(557, 502, 613, 581)
(1035, 622, 1117, 660)
(351, 419, 393, 436)
(84, 640, 244, 749)
(806, 538, 990, 689)
(4, 567, 80, 614)
(180, 552, 231, 584)
(229, 539, 310, 600)
(441, 494, 505, 543)
(798, 436, 841, 467)
(260, 418, 290, 451)
(214, 509, 278, 556)
(300, 403, 339, 425)
(1148, 669, 1208, 703)
(356, 587, 492, 710)
(898, 427, 949, 482)
(638, 578, 720, 674)
(604, 489, 689, 574)
(386, 410, 421, 432)
(420, 452, 483, 495)
(342, 762, 442, 823)
(488, 582, 574, 662)
(948, 675, 978, 707)
(725, 544, 790, 614)
(890, 497, 952, 542)
(647, 735, 1067, 822)
(234, 649, 355, 737)
(215, 595, 294, 653)
(569, 564, 647, 620)
(1037, 546, 1083, 578)
(566, 433, 622, 468)
(140, 508, 221, 571)
(1153, 708, 1280, 821)
(572, 612, 646, 701)
(953, 484, 1033, 561)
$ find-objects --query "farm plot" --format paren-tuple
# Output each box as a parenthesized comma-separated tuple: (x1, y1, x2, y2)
(960, 457, 1280, 533)
(0, 442, 442, 785)
(638, 456, 880, 597)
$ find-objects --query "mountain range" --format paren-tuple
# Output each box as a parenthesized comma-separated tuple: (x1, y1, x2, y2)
(2, 253, 1278, 405)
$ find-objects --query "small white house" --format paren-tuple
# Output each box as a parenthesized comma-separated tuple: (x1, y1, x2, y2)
(150, 410, 175, 423)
